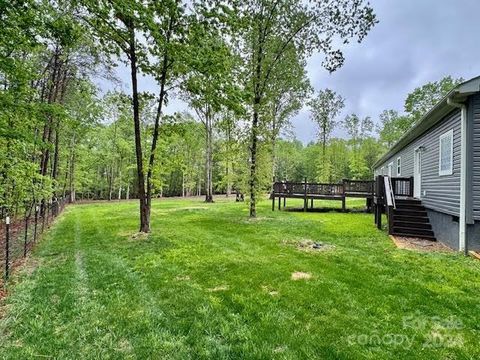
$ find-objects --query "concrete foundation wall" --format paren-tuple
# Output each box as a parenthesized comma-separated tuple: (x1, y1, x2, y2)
(427, 208, 480, 251)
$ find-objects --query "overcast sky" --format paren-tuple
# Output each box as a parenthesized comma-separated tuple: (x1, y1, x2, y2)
(97, 0, 480, 144)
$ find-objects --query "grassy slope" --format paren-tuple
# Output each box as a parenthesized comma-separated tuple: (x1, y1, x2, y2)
(0, 197, 479, 359)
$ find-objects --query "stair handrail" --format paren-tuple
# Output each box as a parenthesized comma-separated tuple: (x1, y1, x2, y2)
(383, 176, 396, 210)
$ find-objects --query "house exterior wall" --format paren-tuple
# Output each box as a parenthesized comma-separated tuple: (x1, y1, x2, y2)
(471, 93, 480, 219)
(427, 208, 480, 250)
(375, 108, 462, 217)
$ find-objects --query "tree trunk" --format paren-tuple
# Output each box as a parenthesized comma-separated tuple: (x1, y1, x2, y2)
(249, 101, 260, 217)
(52, 120, 60, 182)
(225, 123, 231, 197)
(249, 21, 266, 218)
(129, 28, 149, 233)
(271, 137, 276, 185)
(226, 163, 231, 197)
(118, 169, 122, 200)
(108, 165, 114, 201)
(182, 172, 185, 197)
(197, 172, 201, 196)
(204, 110, 214, 203)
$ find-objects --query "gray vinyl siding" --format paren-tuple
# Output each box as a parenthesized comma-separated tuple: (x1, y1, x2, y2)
(375, 108, 461, 217)
(472, 94, 480, 219)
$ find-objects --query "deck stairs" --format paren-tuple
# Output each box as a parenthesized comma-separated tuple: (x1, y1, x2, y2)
(390, 198, 436, 240)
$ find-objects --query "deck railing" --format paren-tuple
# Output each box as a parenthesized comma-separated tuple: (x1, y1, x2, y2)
(343, 179, 374, 195)
(273, 179, 374, 197)
(374, 175, 415, 232)
(391, 177, 414, 197)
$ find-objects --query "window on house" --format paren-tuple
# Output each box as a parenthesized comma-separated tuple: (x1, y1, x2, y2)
(439, 129, 453, 176)
(396, 157, 401, 176)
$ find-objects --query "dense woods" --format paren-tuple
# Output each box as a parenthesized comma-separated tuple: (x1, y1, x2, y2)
(0, 0, 460, 231)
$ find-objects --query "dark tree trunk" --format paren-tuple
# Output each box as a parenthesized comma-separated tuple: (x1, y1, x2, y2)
(144, 17, 172, 229)
(249, 99, 260, 217)
(68, 134, 76, 203)
(52, 120, 60, 181)
(250, 25, 265, 217)
(204, 109, 214, 203)
(128, 28, 149, 233)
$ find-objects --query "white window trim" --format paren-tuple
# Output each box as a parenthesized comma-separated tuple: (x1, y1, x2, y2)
(396, 156, 401, 176)
(439, 129, 453, 176)
(388, 162, 393, 177)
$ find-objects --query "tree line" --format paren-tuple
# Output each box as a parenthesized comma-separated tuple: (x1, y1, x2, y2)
(0, 0, 460, 232)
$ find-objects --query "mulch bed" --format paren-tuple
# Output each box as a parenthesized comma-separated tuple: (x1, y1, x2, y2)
(469, 251, 480, 260)
(390, 235, 453, 252)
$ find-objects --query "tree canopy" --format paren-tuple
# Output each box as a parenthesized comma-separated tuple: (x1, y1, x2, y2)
(3, 1, 464, 231)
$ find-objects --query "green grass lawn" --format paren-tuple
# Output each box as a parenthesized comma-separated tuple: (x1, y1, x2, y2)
(1, 197, 480, 359)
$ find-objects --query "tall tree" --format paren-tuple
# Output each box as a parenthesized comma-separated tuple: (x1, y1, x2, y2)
(308, 89, 345, 155)
(343, 113, 373, 179)
(264, 46, 311, 182)
(81, 0, 152, 231)
(182, 23, 241, 202)
(308, 89, 344, 182)
(376, 109, 413, 148)
(231, 0, 377, 217)
(404, 75, 463, 122)
(81, 0, 192, 232)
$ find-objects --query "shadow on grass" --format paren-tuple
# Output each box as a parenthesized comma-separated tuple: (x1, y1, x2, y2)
(282, 207, 371, 214)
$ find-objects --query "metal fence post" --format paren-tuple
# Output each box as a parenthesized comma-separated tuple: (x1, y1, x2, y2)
(5, 216, 10, 280)
(41, 202, 46, 233)
(24, 214, 29, 257)
(34, 205, 38, 243)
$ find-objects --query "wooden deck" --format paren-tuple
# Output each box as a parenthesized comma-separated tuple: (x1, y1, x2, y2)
(271, 179, 374, 212)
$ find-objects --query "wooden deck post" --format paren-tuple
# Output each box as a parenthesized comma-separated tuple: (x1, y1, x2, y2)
(387, 205, 393, 234)
(377, 205, 382, 229)
(375, 175, 384, 229)
(271, 176, 276, 211)
(278, 195, 281, 210)
(341, 179, 346, 212)
(283, 196, 286, 208)
(304, 177, 307, 212)
(409, 176, 414, 197)
(310, 198, 313, 209)
(366, 197, 372, 213)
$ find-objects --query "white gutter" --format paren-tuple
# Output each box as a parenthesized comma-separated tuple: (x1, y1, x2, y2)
(447, 97, 467, 253)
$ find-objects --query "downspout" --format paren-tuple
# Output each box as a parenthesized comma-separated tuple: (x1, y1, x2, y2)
(447, 97, 468, 254)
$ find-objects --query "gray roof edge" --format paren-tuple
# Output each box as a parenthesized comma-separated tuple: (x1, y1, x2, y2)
(373, 76, 480, 168)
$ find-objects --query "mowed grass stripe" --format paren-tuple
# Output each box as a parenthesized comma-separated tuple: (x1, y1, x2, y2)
(0, 198, 479, 359)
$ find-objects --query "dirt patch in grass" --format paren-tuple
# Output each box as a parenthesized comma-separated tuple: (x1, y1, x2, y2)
(207, 285, 228, 292)
(291, 272, 312, 280)
(17, 257, 41, 277)
(241, 216, 274, 224)
(0, 285, 7, 303)
(118, 230, 149, 241)
(283, 239, 335, 253)
(261, 285, 279, 296)
(175, 275, 191, 281)
(169, 206, 209, 212)
(390, 235, 452, 252)
(273, 345, 287, 353)
(0, 255, 41, 307)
